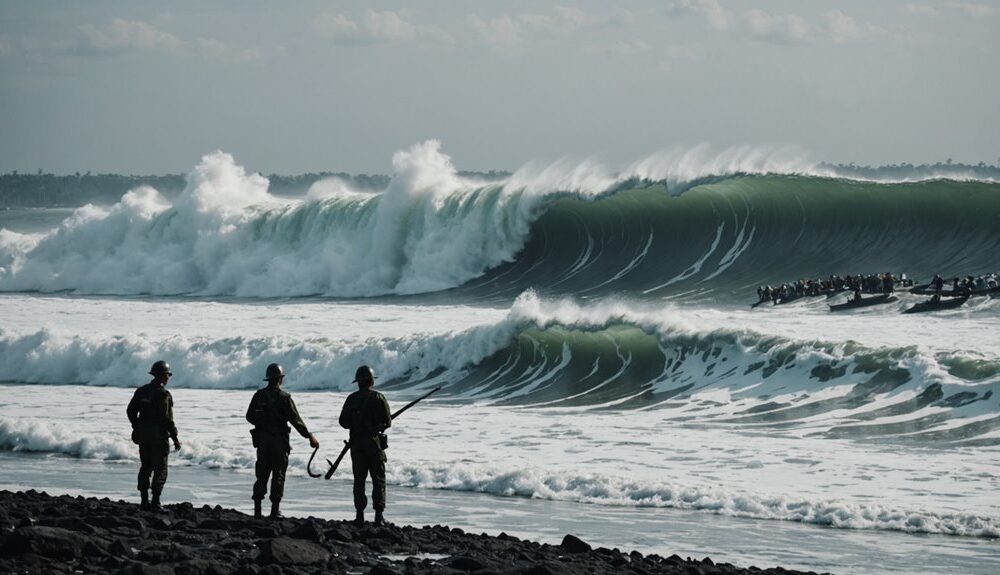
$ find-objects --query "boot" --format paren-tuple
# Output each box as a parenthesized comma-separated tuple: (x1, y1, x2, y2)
(139, 491, 150, 511)
(374, 510, 387, 526)
(353, 510, 364, 527)
(150, 492, 163, 512)
(268, 500, 283, 520)
(253, 500, 263, 519)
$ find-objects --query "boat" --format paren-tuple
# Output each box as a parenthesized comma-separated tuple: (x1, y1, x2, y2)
(823, 288, 851, 299)
(829, 294, 898, 312)
(902, 295, 970, 314)
(911, 285, 996, 297)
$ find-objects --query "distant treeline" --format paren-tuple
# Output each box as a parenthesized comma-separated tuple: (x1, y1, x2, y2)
(0, 170, 510, 207)
(819, 160, 1000, 181)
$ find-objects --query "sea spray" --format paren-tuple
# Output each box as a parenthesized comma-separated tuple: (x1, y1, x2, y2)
(0, 143, 549, 296)
(1, 293, 996, 443)
(2, 143, 998, 298)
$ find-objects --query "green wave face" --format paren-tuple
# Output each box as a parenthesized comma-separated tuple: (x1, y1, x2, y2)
(381, 321, 999, 444)
(460, 176, 1000, 300)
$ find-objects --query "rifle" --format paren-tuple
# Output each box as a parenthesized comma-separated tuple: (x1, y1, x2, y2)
(323, 386, 441, 480)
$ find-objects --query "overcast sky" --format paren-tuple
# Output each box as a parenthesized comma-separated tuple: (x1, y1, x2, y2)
(1, 1, 998, 174)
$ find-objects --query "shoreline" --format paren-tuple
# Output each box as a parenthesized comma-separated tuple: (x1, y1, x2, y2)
(1, 489, 827, 574)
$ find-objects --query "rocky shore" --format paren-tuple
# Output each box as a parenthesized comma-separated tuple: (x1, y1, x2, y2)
(1, 490, 827, 575)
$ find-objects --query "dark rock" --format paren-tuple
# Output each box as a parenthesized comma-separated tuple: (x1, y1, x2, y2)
(146, 516, 174, 530)
(289, 520, 324, 543)
(109, 539, 137, 558)
(117, 563, 176, 575)
(221, 537, 254, 550)
(49, 516, 98, 534)
(524, 562, 575, 575)
(257, 537, 328, 566)
(83, 539, 109, 557)
(559, 534, 591, 554)
(173, 559, 228, 575)
(325, 526, 353, 542)
(444, 555, 486, 571)
(7, 525, 88, 560)
(197, 519, 231, 531)
(0, 490, 824, 575)
(94, 515, 148, 532)
(252, 525, 280, 538)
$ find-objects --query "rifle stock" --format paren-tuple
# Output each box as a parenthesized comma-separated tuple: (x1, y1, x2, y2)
(324, 441, 351, 480)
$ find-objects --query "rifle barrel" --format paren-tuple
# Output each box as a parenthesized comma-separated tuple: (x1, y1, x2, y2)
(390, 386, 442, 420)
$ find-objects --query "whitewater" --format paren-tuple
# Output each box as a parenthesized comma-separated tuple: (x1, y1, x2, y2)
(1, 142, 998, 574)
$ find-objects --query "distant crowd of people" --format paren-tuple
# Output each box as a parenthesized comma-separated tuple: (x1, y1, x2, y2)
(755, 272, 999, 306)
(756, 273, 910, 304)
(927, 273, 998, 294)
(925, 273, 999, 302)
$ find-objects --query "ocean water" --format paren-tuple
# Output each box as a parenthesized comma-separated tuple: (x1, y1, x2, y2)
(1, 144, 998, 574)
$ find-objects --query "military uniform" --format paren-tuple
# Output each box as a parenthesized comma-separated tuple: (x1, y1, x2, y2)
(127, 382, 178, 500)
(339, 388, 392, 514)
(246, 385, 312, 506)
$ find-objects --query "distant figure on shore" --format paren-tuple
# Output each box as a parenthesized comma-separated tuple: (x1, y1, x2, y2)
(933, 274, 944, 294)
(339, 365, 392, 526)
(882, 273, 894, 294)
(246, 363, 319, 519)
(127, 360, 181, 511)
(852, 287, 863, 303)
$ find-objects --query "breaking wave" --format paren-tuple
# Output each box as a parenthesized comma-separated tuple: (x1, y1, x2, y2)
(1, 293, 996, 444)
(1, 143, 998, 300)
(0, 417, 255, 469)
(389, 463, 1000, 538)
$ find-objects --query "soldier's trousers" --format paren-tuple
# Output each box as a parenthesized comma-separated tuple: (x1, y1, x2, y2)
(137, 441, 169, 495)
(253, 436, 290, 503)
(351, 443, 386, 512)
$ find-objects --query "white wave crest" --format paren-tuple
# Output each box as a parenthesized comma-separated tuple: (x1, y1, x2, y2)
(0, 142, 546, 297)
(390, 463, 1000, 538)
(0, 416, 259, 470)
(1, 292, 996, 435)
(2, 142, 995, 297)
(0, 294, 528, 389)
(0, 417, 134, 461)
(622, 144, 827, 189)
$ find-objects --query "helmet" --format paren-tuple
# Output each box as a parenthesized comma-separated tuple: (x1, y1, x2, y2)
(352, 365, 376, 385)
(149, 360, 172, 376)
(264, 363, 284, 381)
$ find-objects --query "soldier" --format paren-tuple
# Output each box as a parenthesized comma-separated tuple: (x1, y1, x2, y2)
(246, 363, 319, 519)
(127, 360, 181, 511)
(339, 365, 392, 526)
